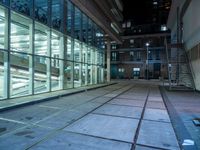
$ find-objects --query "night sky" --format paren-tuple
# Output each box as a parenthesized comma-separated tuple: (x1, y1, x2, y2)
(122, 0, 171, 25)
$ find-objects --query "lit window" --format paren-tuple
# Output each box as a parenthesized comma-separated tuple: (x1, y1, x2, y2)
(127, 21, 131, 28)
(161, 25, 167, 31)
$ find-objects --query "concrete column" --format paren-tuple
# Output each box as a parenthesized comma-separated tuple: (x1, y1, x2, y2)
(106, 39, 111, 82)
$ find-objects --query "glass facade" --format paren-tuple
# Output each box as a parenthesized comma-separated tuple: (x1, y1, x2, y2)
(0, 0, 105, 100)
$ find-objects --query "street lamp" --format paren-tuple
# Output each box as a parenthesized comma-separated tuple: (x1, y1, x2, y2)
(146, 42, 150, 80)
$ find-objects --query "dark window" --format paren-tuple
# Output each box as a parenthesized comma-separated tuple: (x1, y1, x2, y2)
(11, 0, 32, 16)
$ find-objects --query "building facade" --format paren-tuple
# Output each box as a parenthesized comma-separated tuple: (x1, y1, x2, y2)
(0, 0, 123, 100)
(110, 33, 170, 80)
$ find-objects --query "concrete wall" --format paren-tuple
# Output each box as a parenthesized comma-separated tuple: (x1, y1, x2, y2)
(183, 0, 200, 90)
(183, 0, 200, 50)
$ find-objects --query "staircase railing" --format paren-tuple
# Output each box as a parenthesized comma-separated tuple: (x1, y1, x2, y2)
(165, 39, 195, 90)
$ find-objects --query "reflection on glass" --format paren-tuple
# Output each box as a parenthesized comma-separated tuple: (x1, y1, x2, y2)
(88, 20, 93, 46)
(99, 52, 104, 65)
(64, 61, 73, 88)
(87, 47, 91, 64)
(74, 40, 81, 62)
(82, 44, 87, 63)
(10, 52, 30, 97)
(74, 7, 81, 40)
(11, 0, 31, 16)
(74, 62, 81, 87)
(0, 50, 4, 99)
(0, 0, 7, 5)
(88, 64, 92, 84)
(82, 63, 86, 85)
(0, 6, 5, 49)
(66, 37, 72, 60)
(51, 58, 61, 91)
(52, 0, 61, 30)
(0, 2, 105, 99)
(35, 0, 48, 24)
(91, 49, 95, 64)
(35, 22, 49, 56)
(34, 56, 48, 94)
(67, 0, 73, 35)
(92, 65, 96, 84)
(51, 30, 61, 58)
(11, 13, 30, 53)
(82, 14, 88, 43)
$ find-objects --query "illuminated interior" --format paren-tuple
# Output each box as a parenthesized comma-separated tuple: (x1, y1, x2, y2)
(0, 1, 105, 100)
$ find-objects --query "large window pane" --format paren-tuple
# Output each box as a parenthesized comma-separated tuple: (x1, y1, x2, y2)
(74, 7, 81, 40)
(35, 22, 49, 56)
(0, 0, 8, 6)
(67, 0, 73, 35)
(35, 0, 48, 24)
(51, 30, 62, 59)
(66, 37, 73, 60)
(64, 61, 73, 88)
(0, 50, 5, 99)
(11, 0, 32, 16)
(82, 63, 86, 85)
(88, 19, 94, 46)
(82, 14, 88, 43)
(0, 6, 6, 49)
(74, 40, 81, 62)
(52, 0, 62, 30)
(88, 64, 92, 84)
(51, 58, 61, 91)
(10, 52, 31, 98)
(74, 62, 81, 87)
(87, 47, 91, 64)
(82, 44, 87, 63)
(34, 56, 49, 94)
(11, 12, 31, 53)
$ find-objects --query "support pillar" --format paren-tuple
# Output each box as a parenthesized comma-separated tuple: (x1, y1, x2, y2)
(106, 39, 111, 82)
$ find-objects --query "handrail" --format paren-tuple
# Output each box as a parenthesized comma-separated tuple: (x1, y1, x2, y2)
(182, 46, 196, 90)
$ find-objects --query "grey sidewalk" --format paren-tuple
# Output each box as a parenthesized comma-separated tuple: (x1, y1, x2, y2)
(0, 81, 180, 150)
(161, 87, 200, 150)
(0, 83, 116, 112)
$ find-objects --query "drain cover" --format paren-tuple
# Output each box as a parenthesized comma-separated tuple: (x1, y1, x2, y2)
(193, 118, 200, 126)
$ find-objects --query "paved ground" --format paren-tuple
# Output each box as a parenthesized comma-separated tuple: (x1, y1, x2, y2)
(0, 80, 182, 150)
(161, 87, 200, 150)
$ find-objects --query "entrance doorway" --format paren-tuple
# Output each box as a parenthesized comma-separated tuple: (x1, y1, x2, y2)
(133, 68, 140, 79)
(154, 63, 161, 79)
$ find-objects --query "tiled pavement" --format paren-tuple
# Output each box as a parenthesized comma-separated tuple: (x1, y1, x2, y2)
(161, 87, 200, 150)
(0, 81, 181, 150)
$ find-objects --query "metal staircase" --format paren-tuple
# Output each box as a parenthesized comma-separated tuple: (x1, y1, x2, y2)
(165, 40, 195, 90)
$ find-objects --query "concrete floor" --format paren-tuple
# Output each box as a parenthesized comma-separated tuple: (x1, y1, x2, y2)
(0, 80, 198, 150)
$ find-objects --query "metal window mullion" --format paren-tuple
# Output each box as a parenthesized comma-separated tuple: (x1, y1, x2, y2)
(47, 30, 51, 92)
(4, 7, 10, 99)
(29, 21, 34, 95)
(71, 4, 75, 88)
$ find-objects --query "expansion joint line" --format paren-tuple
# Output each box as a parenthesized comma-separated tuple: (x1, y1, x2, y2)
(131, 86, 150, 150)
(25, 84, 134, 150)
